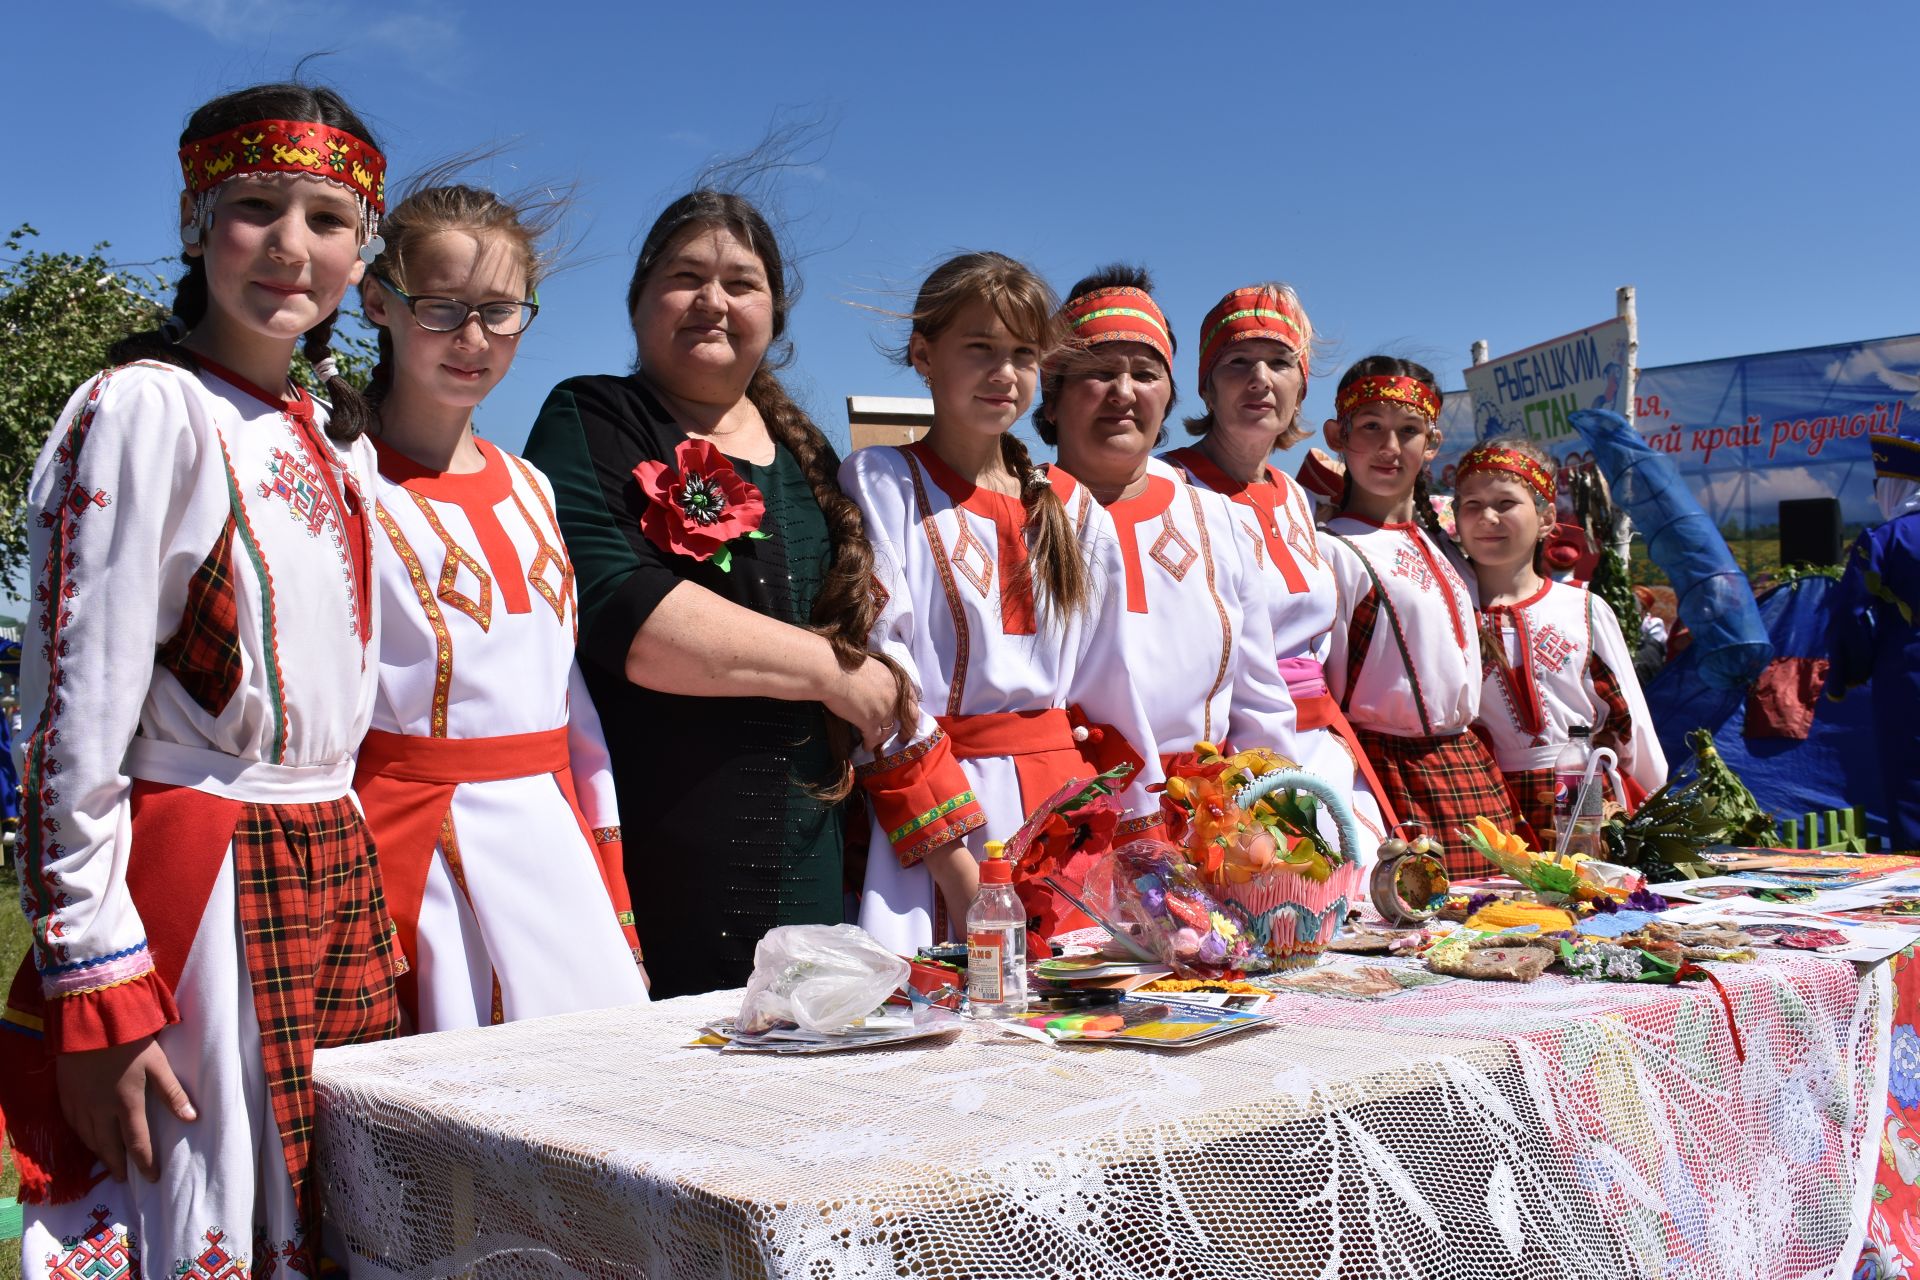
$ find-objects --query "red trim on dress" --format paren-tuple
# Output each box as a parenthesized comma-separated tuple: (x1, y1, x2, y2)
(905, 441, 1036, 635)
(379, 438, 531, 616)
(1103, 473, 1177, 613)
(194, 355, 313, 416)
(1166, 446, 1310, 593)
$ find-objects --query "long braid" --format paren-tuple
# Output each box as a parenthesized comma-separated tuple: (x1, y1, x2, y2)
(107, 254, 208, 371)
(304, 308, 374, 442)
(999, 431, 1091, 624)
(746, 367, 913, 800)
(1410, 466, 1452, 551)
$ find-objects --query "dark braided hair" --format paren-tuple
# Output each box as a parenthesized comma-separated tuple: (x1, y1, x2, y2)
(626, 190, 911, 798)
(110, 82, 380, 442)
(1331, 355, 1453, 551)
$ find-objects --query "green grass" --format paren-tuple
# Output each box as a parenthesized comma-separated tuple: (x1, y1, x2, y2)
(2, 857, 23, 1278)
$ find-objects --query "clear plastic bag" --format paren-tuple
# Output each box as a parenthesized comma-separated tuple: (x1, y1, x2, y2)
(736, 924, 912, 1034)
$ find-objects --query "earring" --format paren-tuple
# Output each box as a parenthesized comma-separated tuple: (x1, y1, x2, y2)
(181, 223, 202, 247)
(359, 234, 386, 266)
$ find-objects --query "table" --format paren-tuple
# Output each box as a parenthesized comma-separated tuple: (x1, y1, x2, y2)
(314, 953, 1888, 1279)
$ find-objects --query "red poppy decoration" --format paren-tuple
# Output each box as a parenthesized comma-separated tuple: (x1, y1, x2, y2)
(633, 439, 769, 573)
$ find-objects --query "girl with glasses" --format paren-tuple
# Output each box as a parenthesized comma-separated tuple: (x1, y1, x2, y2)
(351, 180, 649, 1030)
(0, 81, 400, 1277)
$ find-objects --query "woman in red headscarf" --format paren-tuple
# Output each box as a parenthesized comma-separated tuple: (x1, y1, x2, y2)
(1162, 284, 1387, 863)
(1037, 266, 1301, 790)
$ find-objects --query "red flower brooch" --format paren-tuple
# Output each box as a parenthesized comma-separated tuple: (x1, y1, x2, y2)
(633, 438, 769, 573)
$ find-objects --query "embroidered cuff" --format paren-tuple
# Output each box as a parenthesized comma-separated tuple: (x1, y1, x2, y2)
(1116, 813, 1168, 841)
(44, 969, 180, 1054)
(857, 729, 987, 866)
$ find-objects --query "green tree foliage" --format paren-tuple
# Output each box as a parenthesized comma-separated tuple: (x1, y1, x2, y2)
(0, 224, 377, 585)
(0, 225, 167, 582)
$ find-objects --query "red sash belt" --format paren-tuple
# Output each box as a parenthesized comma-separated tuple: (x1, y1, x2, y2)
(1293, 690, 1399, 832)
(355, 726, 568, 783)
(935, 706, 1146, 938)
(354, 726, 605, 1017)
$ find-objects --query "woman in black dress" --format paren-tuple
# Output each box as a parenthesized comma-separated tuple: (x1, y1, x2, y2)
(522, 191, 907, 997)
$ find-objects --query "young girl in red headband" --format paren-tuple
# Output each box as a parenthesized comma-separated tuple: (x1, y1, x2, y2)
(1, 82, 400, 1277)
(1164, 284, 1389, 863)
(1452, 436, 1666, 838)
(844, 252, 1160, 950)
(1321, 357, 1518, 876)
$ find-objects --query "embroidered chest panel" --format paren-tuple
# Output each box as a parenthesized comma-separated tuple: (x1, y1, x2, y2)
(1531, 622, 1578, 675)
(1390, 542, 1435, 591)
(1149, 514, 1198, 581)
(259, 445, 337, 538)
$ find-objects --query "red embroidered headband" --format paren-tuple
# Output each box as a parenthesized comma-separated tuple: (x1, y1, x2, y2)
(178, 118, 386, 244)
(1197, 287, 1311, 392)
(1335, 374, 1441, 424)
(1456, 443, 1557, 505)
(1059, 286, 1173, 366)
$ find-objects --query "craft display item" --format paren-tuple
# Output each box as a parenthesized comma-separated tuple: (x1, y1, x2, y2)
(1156, 742, 1364, 970)
(1078, 839, 1260, 978)
(1424, 932, 1556, 983)
(1004, 766, 1131, 880)
(1458, 816, 1582, 900)
(1369, 828, 1449, 925)
(1463, 899, 1578, 934)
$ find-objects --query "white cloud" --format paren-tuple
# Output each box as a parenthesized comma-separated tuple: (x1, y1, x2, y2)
(125, 0, 463, 77)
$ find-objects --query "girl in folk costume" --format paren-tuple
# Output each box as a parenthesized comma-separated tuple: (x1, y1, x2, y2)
(0, 84, 403, 1277)
(351, 182, 648, 1031)
(1321, 357, 1519, 877)
(1162, 285, 1387, 863)
(845, 253, 1162, 951)
(1037, 266, 1302, 781)
(1453, 438, 1665, 838)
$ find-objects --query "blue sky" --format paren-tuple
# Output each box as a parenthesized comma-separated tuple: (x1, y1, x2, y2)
(7, 0, 1920, 474)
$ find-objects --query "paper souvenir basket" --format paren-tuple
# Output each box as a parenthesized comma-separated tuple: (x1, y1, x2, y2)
(1217, 769, 1364, 971)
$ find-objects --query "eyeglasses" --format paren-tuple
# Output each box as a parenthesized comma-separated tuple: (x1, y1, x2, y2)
(377, 277, 539, 336)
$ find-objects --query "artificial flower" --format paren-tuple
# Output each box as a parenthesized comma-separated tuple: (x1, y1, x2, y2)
(633, 438, 769, 573)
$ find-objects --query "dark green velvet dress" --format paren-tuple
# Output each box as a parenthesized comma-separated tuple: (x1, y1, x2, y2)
(522, 374, 842, 998)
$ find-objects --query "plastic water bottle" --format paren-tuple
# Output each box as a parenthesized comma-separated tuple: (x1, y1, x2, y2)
(1552, 725, 1604, 858)
(966, 841, 1027, 1017)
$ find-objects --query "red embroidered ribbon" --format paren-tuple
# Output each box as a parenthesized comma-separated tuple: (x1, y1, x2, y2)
(1336, 375, 1440, 423)
(179, 118, 386, 212)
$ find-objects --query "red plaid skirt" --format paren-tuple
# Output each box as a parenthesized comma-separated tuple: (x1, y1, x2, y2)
(0, 790, 400, 1237)
(236, 797, 404, 1233)
(1504, 767, 1557, 848)
(1354, 729, 1519, 879)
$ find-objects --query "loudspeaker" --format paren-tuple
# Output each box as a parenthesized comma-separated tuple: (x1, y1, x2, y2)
(1778, 497, 1842, 566)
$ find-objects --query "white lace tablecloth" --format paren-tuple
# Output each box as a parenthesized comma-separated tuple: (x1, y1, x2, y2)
(313, 953, 1890, 1279)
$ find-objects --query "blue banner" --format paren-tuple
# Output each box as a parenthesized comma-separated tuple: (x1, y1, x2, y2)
(1439, 332, 1920, 572)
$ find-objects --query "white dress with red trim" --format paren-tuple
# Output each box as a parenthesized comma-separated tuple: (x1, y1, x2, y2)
(1323, 516, 1482, 738)
(1103, 458, 1299, 760)
(1474, 578, 1667, 831)
(4, 360, 384, 1277)
(1164, 448, 1386, 862)
(841, 442, 1163, 953)
(356, 437, 647, 1031)
(1323, 516, 1517, 873)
